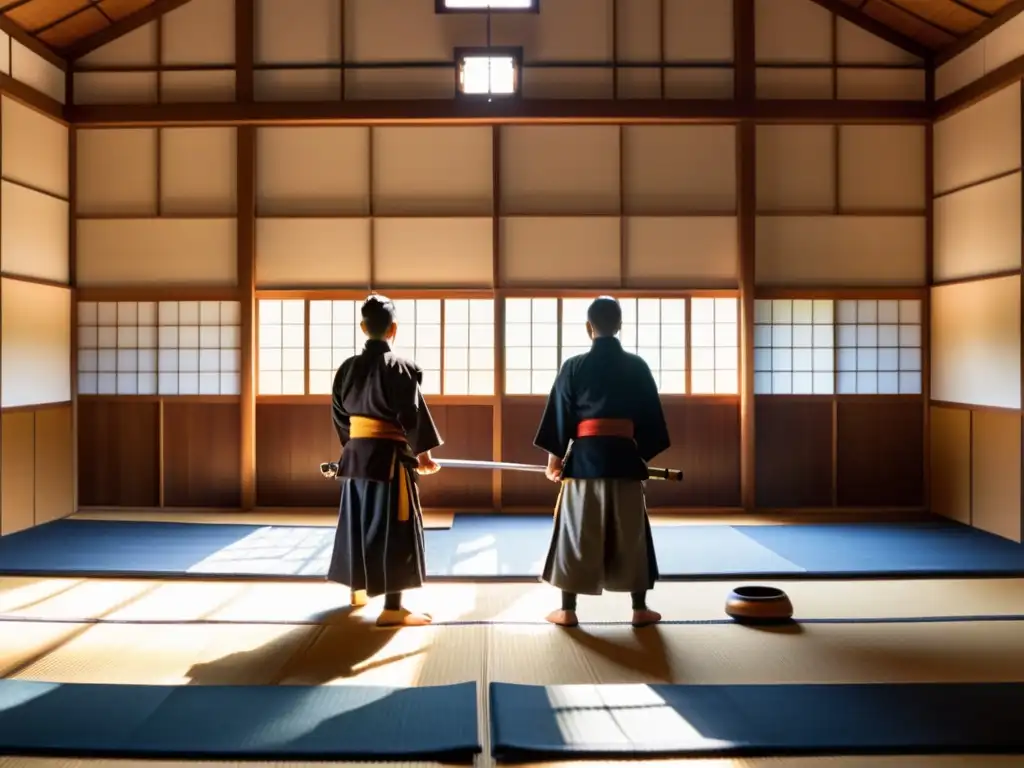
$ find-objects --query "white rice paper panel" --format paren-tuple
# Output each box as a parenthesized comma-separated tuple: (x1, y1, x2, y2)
(77, 23, 158, 67)
(372, 127, 492, 216)
(256, 218, 371, 288)
(839, 126, 926, 211)
(256, 126, 369, 215)
(373, 218, 493, 287)
(0, 279, 71, 408)
(254, 69, 341, 101)
(76, 219, 237, 286)
(755, 216, 926, 285)
(256, 0, 341, 64)
(934, 172, 1022, 282)
(11, 42, 64, 104)
(160, 127, 237, 215)
(161, 70, 236, 102)
(754, 0, 832, 63)
(1, 182, 69, 284)
(623, 125, 736, 214)
(500, 126, 619, 215)
(934, 82, 1022, 194)
(837, 69, 926, 101)
(73, 72, 158, 105)
(162, 0, 235, 65)
(835, 19, 920, 64)
(663, 0, 733, 62)
(76, 128, 158, 215)
(624, 217, 738, 286)
(756, 68, 833, 100)
(931, 276, 1021, 410)
(500, 217, 620, 286)
(756, 125, 835, 210)
(1, 96, 68, 198)
(617, 0, 660, 62)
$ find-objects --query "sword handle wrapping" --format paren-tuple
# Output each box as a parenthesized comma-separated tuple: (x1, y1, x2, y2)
(648, 466, 684, 482)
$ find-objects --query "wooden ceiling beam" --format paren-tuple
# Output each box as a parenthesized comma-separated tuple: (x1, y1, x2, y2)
(66, 97, 931, 127)
(60, 0, 194, 60)
(0, 14, 65, 70)
(805, 0, 934, 61)
(935, 0, 1024, 64)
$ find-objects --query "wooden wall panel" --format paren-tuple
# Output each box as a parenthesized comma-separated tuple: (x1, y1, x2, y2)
(756, 126, 835, 211)
(11, 41, 64, 104)
(163, 402, 242, 508)
(754, 0, 831, 64)
(644, 401, 741, 508)
(755, 398, 832, 508)
(500, 217, 620, 286)
(76, 128, 158, 216)
(418, 405, 493, 509)
(623, 217, 738, 287)
(1, 182, 70, 284)
(500, 399, 557, 508)
(0, 405, 75, 534)
(159, 128, 238, 216)
(161, 0, 236, 67)
(373, 218, 493, 288)
(971, 409, 1023, 543)
(73, 72, 158, 105)
(33, 406, 74, 526)
(929, 406, 971, 525)
(255, 402, 493, 508)
(256, 403, 338, 507)
(839, 126, 926, 211)
(78, 400, 160, 507)
(77, 23, 157, 68)
(837, 400, 924, 507)
(1, 411, 35, 534)
(836, 69, 925, 101)
(835, 18, 919, 65)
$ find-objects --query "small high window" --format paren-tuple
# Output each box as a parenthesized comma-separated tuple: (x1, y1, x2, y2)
(438, 0, 537, 11)
(457, 51, 519, 97)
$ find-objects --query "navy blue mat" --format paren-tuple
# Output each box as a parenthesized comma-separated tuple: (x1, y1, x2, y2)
(0, 680, 480, 761)
(1, 515, 1024, 580)
(489, 681, 1024, 759)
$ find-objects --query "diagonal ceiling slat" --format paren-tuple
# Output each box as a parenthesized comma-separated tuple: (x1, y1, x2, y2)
(0, 0, 1018, 73)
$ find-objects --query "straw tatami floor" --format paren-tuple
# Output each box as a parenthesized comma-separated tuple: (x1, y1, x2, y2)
(2, 576, 1024, 766)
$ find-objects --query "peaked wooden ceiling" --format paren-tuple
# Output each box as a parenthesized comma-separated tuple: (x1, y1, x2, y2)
(0, 0, 1019, 62)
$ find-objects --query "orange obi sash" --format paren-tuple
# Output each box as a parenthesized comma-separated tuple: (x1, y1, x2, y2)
(348, 416, 411, 522)
(576, 418, 634, 439)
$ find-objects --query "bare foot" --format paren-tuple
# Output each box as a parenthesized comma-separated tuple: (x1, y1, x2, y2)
(632, 608, 662, 627)
(376, 608, 433, 627)
(545, 609, 579, 627)
(350, 589, 368, 608)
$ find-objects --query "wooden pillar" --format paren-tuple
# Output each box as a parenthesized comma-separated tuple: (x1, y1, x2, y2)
(923, 65, 936, 515)
(236, 0, 256, 509)
(734, 0, 757, 512)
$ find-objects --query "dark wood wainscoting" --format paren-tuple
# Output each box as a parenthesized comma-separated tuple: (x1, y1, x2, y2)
(255, 401, 495, 508)
(501, 398, 742, 509)
(755, 396, 924, 509)
(78, 399, 160, 507)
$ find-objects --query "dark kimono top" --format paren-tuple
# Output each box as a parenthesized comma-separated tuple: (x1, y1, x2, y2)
(332, 339, 443, 482)
(534, 336, 670, 480)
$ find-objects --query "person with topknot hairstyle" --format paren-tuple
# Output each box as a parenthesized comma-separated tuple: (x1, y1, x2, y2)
(534, 296, 670, 628)
(326, 294, 442, 627)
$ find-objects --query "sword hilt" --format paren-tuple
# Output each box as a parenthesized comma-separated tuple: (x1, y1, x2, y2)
(647, 466, 684, 482)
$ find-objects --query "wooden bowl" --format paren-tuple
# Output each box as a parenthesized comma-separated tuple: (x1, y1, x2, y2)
(725, 585, 794, 624)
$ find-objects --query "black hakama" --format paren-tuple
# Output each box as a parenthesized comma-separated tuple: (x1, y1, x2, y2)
(326, 339, 442, 599)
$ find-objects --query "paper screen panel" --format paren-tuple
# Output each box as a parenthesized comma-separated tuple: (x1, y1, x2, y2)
(500, 217, 620, 286)
(1, 280, 71, 408)
(372, 218, 493, 288)
(623, 217, 738, 287)
(1, 96, 68, 198)
(255, 218, 371, 288)
(76, 129, 158, 216)
(0, 182, 69, 284)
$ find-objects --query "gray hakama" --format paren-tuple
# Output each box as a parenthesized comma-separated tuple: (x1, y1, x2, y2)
(542, 478, 659, 595)
(534, 336, 671, 598)
(326, 339, 442, 599)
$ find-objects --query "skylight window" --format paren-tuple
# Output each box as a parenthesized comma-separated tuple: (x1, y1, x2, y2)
(441, 0, 536, 9)
(458, 53, 519, 96)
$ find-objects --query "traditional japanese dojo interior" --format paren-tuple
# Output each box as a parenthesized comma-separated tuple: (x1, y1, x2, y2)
(3, 0, 1024, 764)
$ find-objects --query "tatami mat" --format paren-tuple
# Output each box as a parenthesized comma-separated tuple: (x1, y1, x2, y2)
(2, 758, 1024, 768)
(69, 509, 455, 529)
(4, 577, 1024, 625)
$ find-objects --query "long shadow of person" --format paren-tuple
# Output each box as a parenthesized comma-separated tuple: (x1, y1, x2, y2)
(564, 625, 674, 682)
(184, 605, 426, 687)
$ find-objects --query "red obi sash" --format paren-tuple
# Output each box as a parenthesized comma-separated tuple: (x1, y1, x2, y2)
(576, 418, 634, 439)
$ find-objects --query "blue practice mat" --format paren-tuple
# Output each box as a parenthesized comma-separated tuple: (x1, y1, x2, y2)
(0, 680, 480, 761)
(489, 682, 1024, 759)
(1, 515, 1024, 580)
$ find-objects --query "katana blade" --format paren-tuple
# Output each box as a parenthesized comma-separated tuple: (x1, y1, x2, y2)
(320, 459, 683, 481)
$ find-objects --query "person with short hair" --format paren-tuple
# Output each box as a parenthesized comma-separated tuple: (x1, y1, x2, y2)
(535, 296, 671, 628)
(327, 294, 442, 627)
